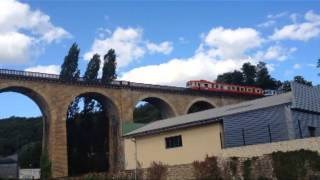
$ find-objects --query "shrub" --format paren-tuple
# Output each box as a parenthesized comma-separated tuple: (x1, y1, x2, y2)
(193, 156, 222, 180)
(271, 149, 320, 180)
(147, 161, 168, 180)
(243, 159, 252, 180)
(40, 150, 51, 180)
(229, 157, 238, 176)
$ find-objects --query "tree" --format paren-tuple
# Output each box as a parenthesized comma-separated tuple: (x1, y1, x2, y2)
(294, 76, 312, 86)
(60, 43, 80, 81)
(83, 54, 101, 114)
(241, 62, 256, 85)
(60, 43, 81, 120)
(102, 49, 117, 83)
(256, 62, 280, 90)
(281, 75, 313, 92)
(216, 70, 244, 85)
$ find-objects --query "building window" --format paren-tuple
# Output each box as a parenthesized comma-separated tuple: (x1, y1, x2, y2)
(308, 126, 316, 137)
(165, 135, 183, 149)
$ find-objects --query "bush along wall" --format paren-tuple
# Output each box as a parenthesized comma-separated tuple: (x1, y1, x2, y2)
(193, 150, 320, 180)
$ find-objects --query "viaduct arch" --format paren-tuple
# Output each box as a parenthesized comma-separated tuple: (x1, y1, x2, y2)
(0, 69, 258, 177)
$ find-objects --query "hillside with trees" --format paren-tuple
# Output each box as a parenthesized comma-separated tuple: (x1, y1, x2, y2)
(0, 116, 42, 168)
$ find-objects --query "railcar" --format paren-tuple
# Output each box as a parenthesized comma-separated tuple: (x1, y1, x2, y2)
(186, 80, 264, 96)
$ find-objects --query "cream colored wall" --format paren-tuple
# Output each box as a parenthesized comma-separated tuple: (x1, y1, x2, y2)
(124, 123, 223, 170)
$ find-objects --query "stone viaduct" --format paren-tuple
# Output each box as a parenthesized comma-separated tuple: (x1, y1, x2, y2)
(0, 69, 258, 177)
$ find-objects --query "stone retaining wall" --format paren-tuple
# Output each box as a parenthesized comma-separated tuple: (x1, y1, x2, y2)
(219, 136, 320, 158)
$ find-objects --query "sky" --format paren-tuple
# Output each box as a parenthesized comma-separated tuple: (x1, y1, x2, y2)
(0, 0, 319, 118)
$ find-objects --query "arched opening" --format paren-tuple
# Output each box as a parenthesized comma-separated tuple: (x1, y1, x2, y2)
(133, 97, 175, 124)
(0, 87, 49, 179)
(187, 101, 215, 114)
(66, 92, 119, 176)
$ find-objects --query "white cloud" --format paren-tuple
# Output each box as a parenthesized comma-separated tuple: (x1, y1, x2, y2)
(255, 45, 297, 61)
(293, 63, 301, 69)
(85, 27, 174, 68)
(267, 12, 288, 19)
(0, 0, 71, 64)
(258, 20, 276, 28)
(146, 41, 173, 55)
(84, 27, 145, 68)
(120, 27, 262, 86)
(270, 10, 320, 41)
(202, 27, 263, 59)
(120, 52, 250, 87)
(0, 32, 33, 64)
(25, 65, 60, 74)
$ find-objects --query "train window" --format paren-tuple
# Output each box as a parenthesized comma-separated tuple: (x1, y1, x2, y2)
(247, 88, 252, 92)
(204, 84, 208, 87)
(240, 88, 244, 91)
(232, 86, 236, 90)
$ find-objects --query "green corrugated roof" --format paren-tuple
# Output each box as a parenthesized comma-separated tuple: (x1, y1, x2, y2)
(122, 122, 146, 135)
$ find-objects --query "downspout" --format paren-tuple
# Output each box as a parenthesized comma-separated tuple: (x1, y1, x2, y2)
(131, 138, 138, 180)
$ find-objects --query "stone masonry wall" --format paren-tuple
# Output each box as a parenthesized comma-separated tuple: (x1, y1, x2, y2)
(219, 136, 320, 158)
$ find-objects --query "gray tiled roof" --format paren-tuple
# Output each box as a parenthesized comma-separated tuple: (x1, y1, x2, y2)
(125, 92, 293, 137)
(291, 82, 320, 113)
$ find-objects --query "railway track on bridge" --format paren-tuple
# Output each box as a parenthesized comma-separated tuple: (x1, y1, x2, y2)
(0, 69, 260, 97)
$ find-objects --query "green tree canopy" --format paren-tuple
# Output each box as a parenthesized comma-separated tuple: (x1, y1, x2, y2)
(60, 43, 80, 81)
(84, 54, 101, 81)
(83, 54, 101, 114)
(256, 62, 280, 90)
(241, 62, 256, 85)
(102, 49, 117, 83)
(281, 75, 313, 92)
(216, 70, 244, 85)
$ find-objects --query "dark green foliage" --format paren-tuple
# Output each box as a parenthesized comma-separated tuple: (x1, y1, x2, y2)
(281, 75, 313, 92)
(40, 149, 51, 179)
(243, 159, 252, 180)
(193, 156, 222, 180)
(18, 141, 42, 168)
(187, 101, 214, 114)
(242, 62, 256, 85)
(294, 75, 312, 86)
(215, 61, 281, 90)
(257, 177, 271, 180)
(133, 103, 162, 123)
(83, 54, 101, 114)
(256, 62, 280, 90)
(102, 49, 117, 83)
(271, 150, 320, 180)
(84, 54, 101, 81)
(229, 157, 238, 176)
(0, 116, 42, 157)
(67, 110, 109, 176)
(60, 43, 81, 81)
(147, 162, 168, 180)
(216, 70, 244, 85)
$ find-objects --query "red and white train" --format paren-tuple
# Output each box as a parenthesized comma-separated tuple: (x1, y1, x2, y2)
(186, 80, 264, 96)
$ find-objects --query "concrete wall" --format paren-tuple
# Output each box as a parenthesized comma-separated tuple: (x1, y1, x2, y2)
(219, 136, 320, 158)
(124, 123, 223, 169)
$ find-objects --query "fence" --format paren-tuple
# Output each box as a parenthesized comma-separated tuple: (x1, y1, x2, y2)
(222, 120, 320, 148)
(0, 68, 187, 92)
